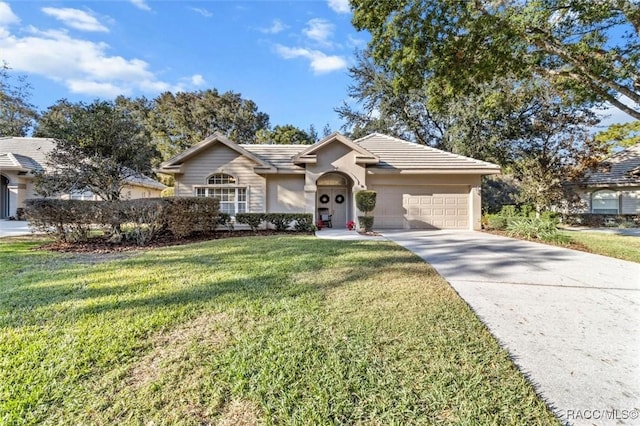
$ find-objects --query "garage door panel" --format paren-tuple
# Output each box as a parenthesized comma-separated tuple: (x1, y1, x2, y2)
(373, 185, 469, 230)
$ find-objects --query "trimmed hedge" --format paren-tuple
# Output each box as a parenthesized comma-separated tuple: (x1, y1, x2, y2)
(24, 197, 220, 244)
(235, 212, 314, 232)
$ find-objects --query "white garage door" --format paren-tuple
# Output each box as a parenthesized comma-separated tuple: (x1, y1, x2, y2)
(371, 185, 469, 229)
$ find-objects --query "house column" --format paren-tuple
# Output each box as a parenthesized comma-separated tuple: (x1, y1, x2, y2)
(304, 184, 317, 221)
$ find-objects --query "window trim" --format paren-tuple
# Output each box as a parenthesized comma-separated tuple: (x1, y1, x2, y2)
(196, 173, 247, 216)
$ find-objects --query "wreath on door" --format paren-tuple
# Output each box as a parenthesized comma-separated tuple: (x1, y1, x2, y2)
(335, 194, 345, 204)
(319, 194, 330, 204)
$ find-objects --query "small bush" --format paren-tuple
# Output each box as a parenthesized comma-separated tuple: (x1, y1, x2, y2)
(25, 199, 103, 242)
(498, 205, 518, 217)
(358, 216, 375, 232)
(265, 213, 295, 231)
(165, 197, 220, 238)
(235, 213, 265, 232)
(355, 190, 377, 215)
(506, 217, 568, 243)
(483, 214, 507, 230)
(217, 212, 234, 232)
(120, 198, 170, 245)
(160, 187, 174, 197)
(292, 214, 314, 232)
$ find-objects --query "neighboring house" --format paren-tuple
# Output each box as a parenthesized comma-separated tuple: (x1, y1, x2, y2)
(574, 142, 640, 215)
(0, 137, 166, 219)
(157, 132, 501, 230)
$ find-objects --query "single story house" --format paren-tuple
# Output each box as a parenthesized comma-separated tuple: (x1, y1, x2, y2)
(573, 142, 640, 215)
(0, 137, 166, 219)
(157, 132, 500, 230)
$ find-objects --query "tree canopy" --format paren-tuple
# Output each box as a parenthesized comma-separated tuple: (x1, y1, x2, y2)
(255, 124, 316, 144)
(34, 99, 159, 201)
(132, 90, 270, 160)
(0, 63, 38, 136)
(595, 120, 640, 151)
(351, 0, 640, 119)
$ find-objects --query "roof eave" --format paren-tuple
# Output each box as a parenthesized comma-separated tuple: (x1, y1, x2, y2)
(366, 168, 501, 175)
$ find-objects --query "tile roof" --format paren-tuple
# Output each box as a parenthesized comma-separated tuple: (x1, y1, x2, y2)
(582, 143, 640, 186)
(240, 144, 305, 170)
(0, 137, 56, 171)
(354, 133, 501, 172)
(0, 153, 43, 171)
(0, 137, 165, 189)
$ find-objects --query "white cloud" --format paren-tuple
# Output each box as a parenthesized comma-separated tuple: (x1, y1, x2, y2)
(0, 2, 19, 26)
(327, 0, 350, 14)
(260, 19, 286, 34)
(67, 79, 127, 98)
(275, 45, 347, 74)
(304, 18, 334, 46)
(0, 23, 199, 98)
(190, 7, 213, 18)
(189, 74, 206, 86)
(130, 0, 151, 12)
(41, 7, 108, 32)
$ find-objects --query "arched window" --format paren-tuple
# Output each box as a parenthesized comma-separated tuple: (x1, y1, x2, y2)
(196, 173, 246, 216)
(591, 190, 618, 214)
(207, 174, 236, 185)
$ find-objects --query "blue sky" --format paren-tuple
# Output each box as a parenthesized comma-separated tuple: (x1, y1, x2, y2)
(0, 0, 634, 137)
(0, 0, 365, 133)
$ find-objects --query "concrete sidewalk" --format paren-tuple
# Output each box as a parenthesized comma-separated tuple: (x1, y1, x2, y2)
(0, 220, 34, 238)
(383, 230, 640, 426)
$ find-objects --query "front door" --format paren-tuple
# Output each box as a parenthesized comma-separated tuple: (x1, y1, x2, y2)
(318, 187, 347, 228)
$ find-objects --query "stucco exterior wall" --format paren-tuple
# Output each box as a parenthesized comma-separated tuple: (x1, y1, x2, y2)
(266, 175, 306, 213)
(174, 143, 266, 212)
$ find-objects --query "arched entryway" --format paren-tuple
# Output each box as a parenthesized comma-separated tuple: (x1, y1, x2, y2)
(0, 175, 9, 219)
(316, 172, 351, 228)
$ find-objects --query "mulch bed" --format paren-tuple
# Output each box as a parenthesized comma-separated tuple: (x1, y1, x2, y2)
(36, 230, 313, 254)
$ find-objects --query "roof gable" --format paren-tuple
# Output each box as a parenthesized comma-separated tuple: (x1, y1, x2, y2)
(158, 132, 275, 173)
(293, 132, 378, 165)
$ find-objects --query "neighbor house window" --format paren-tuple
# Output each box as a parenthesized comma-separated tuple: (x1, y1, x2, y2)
(196, 173, 247, 216)
(591, 190, 618, 214)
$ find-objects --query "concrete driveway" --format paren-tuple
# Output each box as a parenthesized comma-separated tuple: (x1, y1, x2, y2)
(382, 230, 640, 426)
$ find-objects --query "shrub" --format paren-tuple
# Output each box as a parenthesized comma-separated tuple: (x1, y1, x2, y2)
(483, 214, 507, 230)
(358, 216, 375, 232)
(265, 213, 294, 231)
(292, 213, 314, 232)
(25, 197, 220, 244)
(235, 213, 265, 232)
(498, 205, 518, 217)
(506, 217, 568, 243)
(217, 212, 234, 232)
(355, 190, 377, 215)
(119, 198, 170, 245)
(24, 199, 103, 242)
(165, 197, 220, 238)
(160, 187, 174, 197)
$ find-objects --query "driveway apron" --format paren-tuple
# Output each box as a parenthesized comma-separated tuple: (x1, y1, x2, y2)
(382, 230, 640, 426)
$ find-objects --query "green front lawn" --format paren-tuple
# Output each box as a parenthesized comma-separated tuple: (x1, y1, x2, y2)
(0, 236, 558, 425)
(560, 231, 640, 263)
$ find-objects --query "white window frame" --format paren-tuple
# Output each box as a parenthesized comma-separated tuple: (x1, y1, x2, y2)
(591, 190, 619, 214)
(196, 173, 247, 216)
